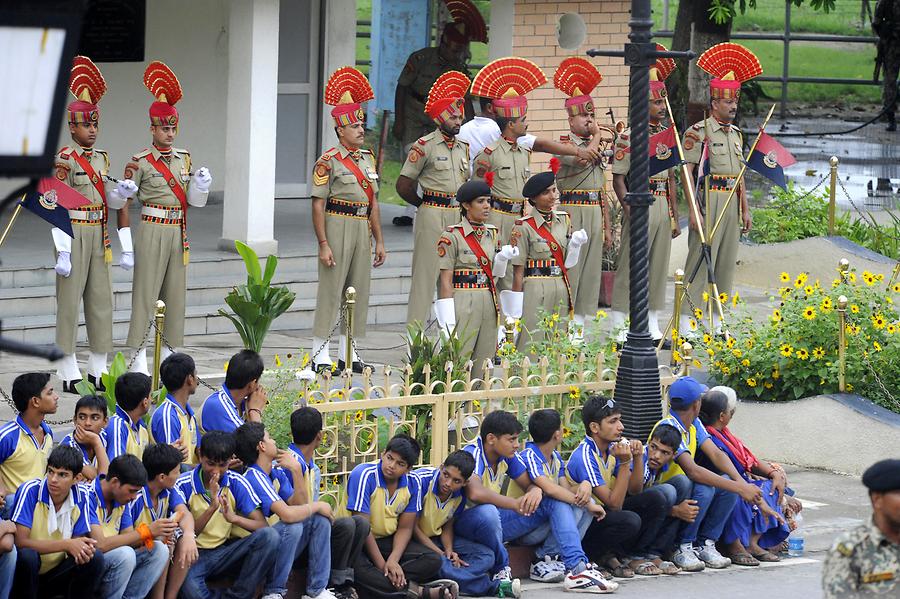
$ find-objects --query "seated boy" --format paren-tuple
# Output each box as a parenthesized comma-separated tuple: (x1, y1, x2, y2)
(152, 353, 200, 466)
(60, 394, 109, 481)
(199, 349, 266, 434)
(234, 421, 335, 599)
(650, 376, 763, 571)
(130, 443, 199, 599)
(348, 434, 446, 599)
(0, 372, 57, 517)
(508, 409, 606, 582)
(88, 454, 170, 599)
(288, 406, 371, 599)
(412, 450, 521, 598)
(566, 395, 671, 577)
(462, 411, 615, 594)
(176, 430, 278, 599)
(105, 372, 151, 460)
(10, 445, 103, 599)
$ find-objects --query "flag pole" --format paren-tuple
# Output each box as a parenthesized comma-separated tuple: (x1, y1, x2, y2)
(0, 198, 26, 249)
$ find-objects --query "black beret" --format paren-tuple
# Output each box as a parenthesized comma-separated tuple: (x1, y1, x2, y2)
(862, 459, 900, 492)
(522, 171, 555, 199)
(456, 180, 491, 205)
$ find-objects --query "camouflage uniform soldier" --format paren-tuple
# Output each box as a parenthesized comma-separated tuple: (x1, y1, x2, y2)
(823, 459, 900, 598)
(874, 0, 900, 131)
(396, 71, 471, 331)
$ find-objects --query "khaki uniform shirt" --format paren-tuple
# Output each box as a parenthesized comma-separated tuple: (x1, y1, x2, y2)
(55, 146, 110, 206)
(399, 129, 470, 195)
(437, 219, 498, 275)
(556, 133, 606, 192)
(398, 46, 469, 147)
(511, 210, 572, 268)
(312, 145, 379, 203)
(472, 139, 532, 200)
(682, 117, 744, 177)
(125, 147, 192, 207)
(823, 518, 900, 598)
(612, 124, 672, 183)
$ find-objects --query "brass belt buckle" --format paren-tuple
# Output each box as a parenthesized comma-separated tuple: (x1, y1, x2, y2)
(476, 272, 487, 285)
(550, 265, 562, 276)
(166, 209, 180, 219)
(588, 191, 598, 202)
(356, 205, 368, 216)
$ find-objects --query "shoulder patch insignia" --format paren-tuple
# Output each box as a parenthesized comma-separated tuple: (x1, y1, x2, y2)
(509, 228, 522, 246)
(417, 137, 429, 145)
(483, 147, 493, 155)
(835, 542, 853, 557)
(55, 164, 69, 181)
(437, 235, 452, 257)
(313, 162, 330, 186)
(123, 162, 139, 180)
(407, 149, 420, 163)
(619, 133, 629, 141)
(614, 150, 626, 161)
(692, 123, 703, 130)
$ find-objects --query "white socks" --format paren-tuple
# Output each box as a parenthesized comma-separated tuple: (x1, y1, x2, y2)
(312, 336, 332, 366)
(55, 354, 81, 382)
(130, 348, 150, 375)
(86, 352, 107, 380)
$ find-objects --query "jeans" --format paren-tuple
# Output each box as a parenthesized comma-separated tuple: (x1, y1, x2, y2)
(649, 474, 692, 557)
(329, 515, 369, 586)
(679, 479, 739, 546)
(181, 527, 279, 599)
(353, 535, 442, 597)
(0, 545, 16, 599)
(100, 541, 169, 599)
(268, 514, 332, 597)
(582, 509, 641, 561)
(621, 486, 672, 558)
(432, 535, 499, 596)
(454, 504, 508, 573)
(13, 546, 105, 599)
(514, 503, 593, 561)
(500, 497, 588, 571)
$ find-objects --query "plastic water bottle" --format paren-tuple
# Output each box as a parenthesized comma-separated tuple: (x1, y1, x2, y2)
(787, 512, 805, 557)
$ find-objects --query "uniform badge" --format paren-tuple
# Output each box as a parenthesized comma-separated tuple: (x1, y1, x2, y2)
(763, 151, 778, 169)
(550, 242, 559, 251)
(168, 179, 176, 188)
(480, 256, 488, 266)
(39, 189, 59, 211)
(861, 572, 895, 584)
(408, 149, 419, 163)
(55, 165, 68, 181)
(614, 150, 625, 162)
(313, 163, 329, 186)
(91, 174, 100, 184)
(437, 236, 451, 257)
(655, 142, 672, 161)
(683, 131, 700, 151)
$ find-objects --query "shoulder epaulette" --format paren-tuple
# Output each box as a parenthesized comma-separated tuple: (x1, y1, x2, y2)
(447, 224, 463, 231)
(321, 147, 339, 160)
(691, 123, 703, 131)
(514, 218, 526, 225)
(418, 131, 435, 144)
(456, 137, 469, 146)
(483, 146, 493, 155)
(94, 148, 108, 156)
(485, 223, 497, 230)
(58, 147, 72, 159)
(132, 149, 152, 161)
(559, 135, 569, 142)
(174, 148, 189, 156)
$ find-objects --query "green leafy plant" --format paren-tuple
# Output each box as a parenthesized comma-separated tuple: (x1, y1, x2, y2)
(74, 352, 129, 416)
(218, 240, 296, 353)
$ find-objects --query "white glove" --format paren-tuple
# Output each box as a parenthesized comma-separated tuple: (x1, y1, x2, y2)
(117, 227, 134, 270)
(118, 179, 138, 198)
(106, 179, 137, 210)
(434, 298, 457, 337)
(51, 227, 72, 253)
(55, 251, 72, 277)
(499, 290, 524, 320)
(492, 244, 519, 279)
(121, 252, 134, 270)
(187, 167, 211, 208)
(565, 229, 588, 269)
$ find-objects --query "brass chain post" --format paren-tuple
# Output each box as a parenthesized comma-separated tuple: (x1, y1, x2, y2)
(344, 287, 356, 371)
(680, 342, 693, 377)
(151, 300, 166, 392)
(668, 269, 685, 361)
(828, 156, 839, 236)
(837, 294, 847, 393)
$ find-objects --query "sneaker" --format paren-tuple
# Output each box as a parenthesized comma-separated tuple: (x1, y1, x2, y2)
(304, 590, 339, 599)
(530, 555, 567, 583)
(564, 568, 619, 594)
(497, 579, 522, 598)
(697, 540, 732, 569)
(672, 545, 705, 572)
(261, 595, 284, 599)
(492, 566, 513, 582)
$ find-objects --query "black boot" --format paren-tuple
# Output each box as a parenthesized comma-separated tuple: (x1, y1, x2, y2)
(887, 112, 897, 132)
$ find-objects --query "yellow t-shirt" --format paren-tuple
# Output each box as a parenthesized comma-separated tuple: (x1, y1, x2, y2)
(0, 416, 53, 495)
(346, 461, 418, 538)
(412, 467, 465, 538)
(175, 467, 261, 549)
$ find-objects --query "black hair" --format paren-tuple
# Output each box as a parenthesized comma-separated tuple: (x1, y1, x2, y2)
(480, 410, 523, 442)
(160, 352, 196, 392)
(115, 372, 151, 411)
(224, 349, 264, 390)
(11, 372, 51, 412)
(495, 115, 513, 133)
(443, 450, 475, 479)
(234, 422, 266, 465)
(581, 394, 621, 431)
(142, 443, 185, 479)
(478, 96, 492, 112)
(649, 424, 682, 452)
(291, 407, 323, 446)
(74, 394, 107, 418)
(699, 390, 730, 427)
(108, 454, 149, 488)
(198, 430, 235, 463)
(528, 409, 562, 444)
(47, 445, 84, 477)
(385, 434, 420, 467)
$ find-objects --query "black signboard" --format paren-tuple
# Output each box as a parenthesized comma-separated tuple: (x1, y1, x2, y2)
(77, 0, 145, 62)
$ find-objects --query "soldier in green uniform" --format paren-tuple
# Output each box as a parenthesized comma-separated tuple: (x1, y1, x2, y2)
(823, 459, 900, 598)
(509, 170, 587, 352)
(53, 57, 137, 392)
(611, 60, 680, 345)
(396, 71, 471, 332)
(311, 67, 386, 372)
(122, 62, 212, 375)
(435, 181, 516, 379)
(680, 43, 761, 335)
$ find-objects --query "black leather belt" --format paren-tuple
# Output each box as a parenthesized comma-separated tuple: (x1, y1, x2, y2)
(491, 197, 524, 215)
(560, 191, 602, 205)
(453, 271, 490, 288)
(525, 266, 563, 277)
(421, 192, 457, 208)
(325, 199, 369, 218)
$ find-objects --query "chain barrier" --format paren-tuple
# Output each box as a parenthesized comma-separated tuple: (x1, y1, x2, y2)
(837, 177, 900, 243)
(126, 318, 155, 371)
(761, 173, 830, 214)
(842, 311, 899, 411)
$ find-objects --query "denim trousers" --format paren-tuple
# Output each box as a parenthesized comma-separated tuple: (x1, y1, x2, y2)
(679, 479, 739, 546)
(513, 503, 593, 561)
(499, 497, 588, 571)
(0, 545, 15, 599)
(649, 474, 692, 557)
(432, 534, 500, 596)
(453, 504, 508, 574)
(12, 546, 105, 599)
(100, 541, 169, 599)
(180, 527, 279, 599)
(268, 514, 332, 597)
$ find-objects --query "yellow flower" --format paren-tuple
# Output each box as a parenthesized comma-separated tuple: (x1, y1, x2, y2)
(779, 343, 793, 357)
(301, 353, 310, 368)
(732, 292, 740, 307)
(702, 291, 710, 303)
(732, 348, 743, 358)
(693, 359, 703, 368)
(779, 287, 792, 299)
(672, 350, 683, 363)
(706, 348, 715, 357)
(331, 476, 339, 486)
(862, 271, 876, 286)
(694, 308, 703, 320)
(848, 272, 857, 283)
(846, 383, 854, 392)
(888, 324, 897, 335)
(741, 358, 750, 367)
(563, 426, 572, 438)
(872, 314, 886, 329)
(764, 381, 774, 389)
(876, 273, 884, 282)
(780, 271, 790, 283)
(832, 279, 841, 288)
(721, 365, 731, 375)
(596, 310, 608, 319)
(472, 400, 481, 411)
(703, 333, 712, 344)
(747, 377, 757, 387)
(569, 386, 581, 400)
(689, 319, 697, 331)
(802, 306, 816, 320)
(804, 285, 814, 296)
(820, 297, 833, 312)
(772, 369, 781, 380)
(812, 347, 826, 359)
(319, 480, 326, 492)
(893, 283, 900, 293)
(873, 340, 882, 352)
(796, 348, 809, 360)
(771, 309, 782, 323)
(719, 292, 728, 304)
(727, 337, 736, 348)
(224, 360, 229, 372)
(746, 338, 755, 349)
(794, 273, 807, 288)
(354, 410, 365, 423)
(850, 304, 860, 314)
(274, 354, 283, 367)
(331, 389, 345, 399)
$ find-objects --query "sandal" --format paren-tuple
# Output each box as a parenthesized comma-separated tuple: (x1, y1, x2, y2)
(414, 579, 459, 599)
(602, 559, 634, 579)
(750, 548, 782, 562)
(729, 552, 761, 567)
(631, 561, 662, 576)
(653, 559, 681, 575)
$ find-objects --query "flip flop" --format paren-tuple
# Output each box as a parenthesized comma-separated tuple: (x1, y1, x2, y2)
(751, 549, 782, 562)
(656, 560, 681, 575)
(729, 552, 761, 567)
(632, 561, 662, 576)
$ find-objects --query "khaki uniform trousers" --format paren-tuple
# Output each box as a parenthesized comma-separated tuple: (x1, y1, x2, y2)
(517, 277, 569, 353)
(127, 223, 186, 348)
(454, 288, 498, 380)
(613, 192, 672, 312)
(561, 203, 605, 315)
(406, 205, 460, 326)
(55, 224, 114, 354)
(314, 215, 371, 338)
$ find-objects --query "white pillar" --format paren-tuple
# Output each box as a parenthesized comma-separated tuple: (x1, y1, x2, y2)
(488, 0, 514, 60)
(319, 0, 357, 152)
(220, 0, 279, 256)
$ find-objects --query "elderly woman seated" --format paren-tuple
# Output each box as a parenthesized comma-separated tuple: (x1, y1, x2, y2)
(698, 386, 801, 566)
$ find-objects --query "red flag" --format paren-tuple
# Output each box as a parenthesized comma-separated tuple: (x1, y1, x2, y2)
(648, 126, 681, 177)
(745, 132, 796, 189)
(36, 178, 93, 210)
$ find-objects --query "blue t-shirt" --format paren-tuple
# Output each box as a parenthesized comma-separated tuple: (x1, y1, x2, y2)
(519, 441, 567, 481)
(462, 437, 527, 494)
(656, 413, 710, 459)
(199, 385, 245, 434)
(59, 429, 107, 467)
(127, 485, 187, 526)
(243, 464, 294, 518)
(565, 436, 631, 490)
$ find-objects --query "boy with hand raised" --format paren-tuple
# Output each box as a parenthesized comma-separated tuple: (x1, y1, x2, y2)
(199, 349, 266, 434)
(60, 394, 109, 482)
(105, 372, 151, 460)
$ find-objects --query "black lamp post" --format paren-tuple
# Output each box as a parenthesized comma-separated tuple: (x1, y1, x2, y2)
(588, 1, 694, 439)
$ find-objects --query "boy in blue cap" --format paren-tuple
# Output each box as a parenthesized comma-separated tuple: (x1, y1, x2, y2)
(649, 376, 764, 571)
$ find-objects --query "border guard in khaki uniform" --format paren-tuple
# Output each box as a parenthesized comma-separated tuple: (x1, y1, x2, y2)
(396, 71, 471, 333)
(611, 50, 680, 345)
(122, 62, 212, 374)
(52, 56, 137, 392)
(311, 67, 386, 372)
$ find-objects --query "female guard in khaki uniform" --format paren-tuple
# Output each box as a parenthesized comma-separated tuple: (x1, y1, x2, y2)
(508, 169, 587, 352)
(435, 181, 517, 378)
(121, 62, 212, 375)
(311, 67, 385, 372)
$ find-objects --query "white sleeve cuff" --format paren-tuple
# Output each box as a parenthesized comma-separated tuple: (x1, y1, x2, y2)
(51, 227, 72, 252)
(118, 227, 133, 253)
